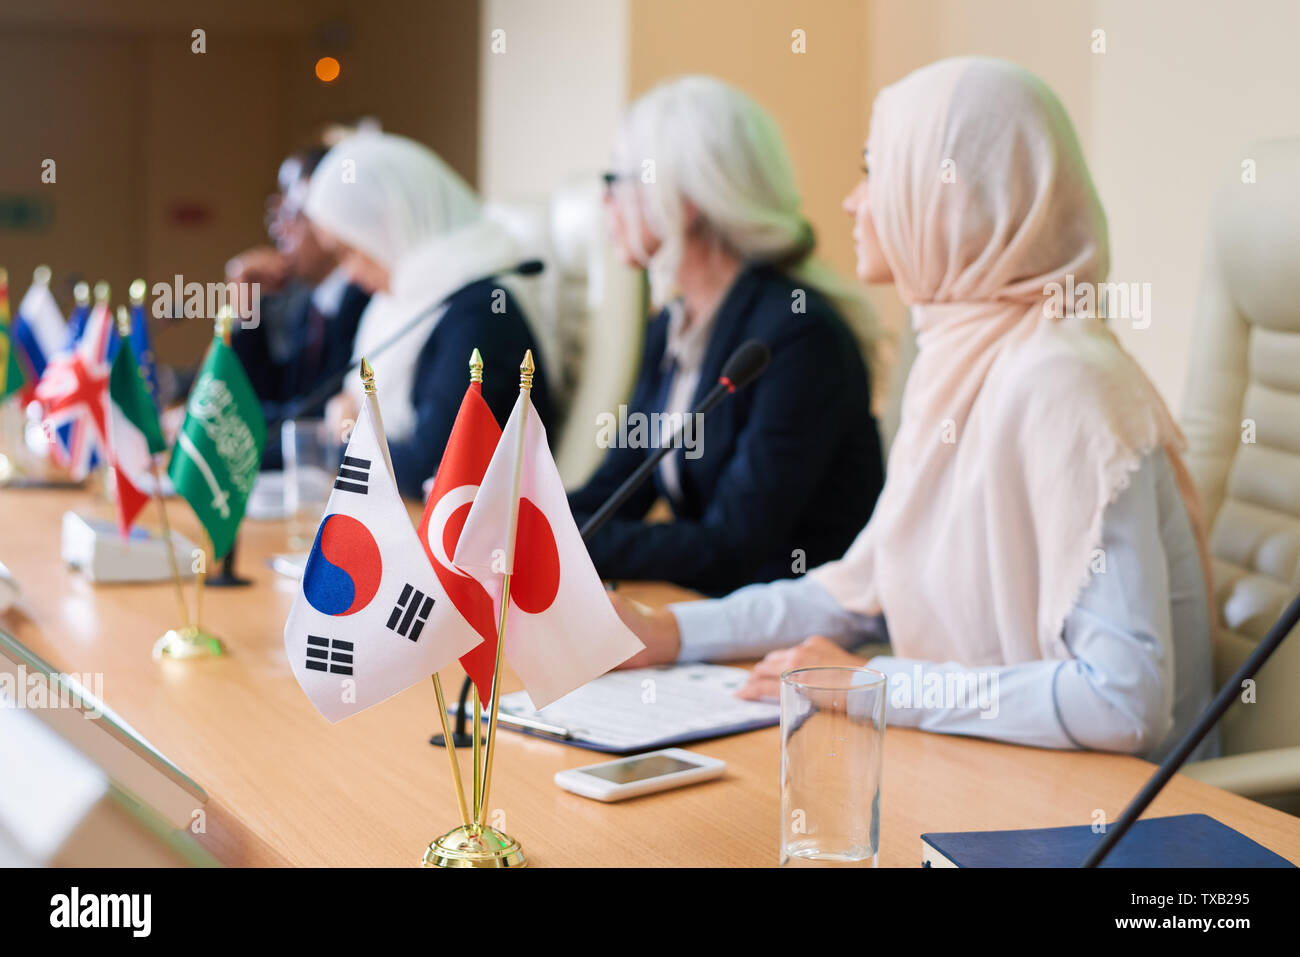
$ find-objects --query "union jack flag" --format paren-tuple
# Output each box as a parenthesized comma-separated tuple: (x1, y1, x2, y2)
(35, 301, 118, 480)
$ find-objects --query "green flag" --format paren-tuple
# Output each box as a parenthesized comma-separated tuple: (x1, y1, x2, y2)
(0, 273, 26, 402)
(168, 337, 266, 559)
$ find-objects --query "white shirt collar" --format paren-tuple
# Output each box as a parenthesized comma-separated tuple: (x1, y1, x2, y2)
(311, 266, 350, 316)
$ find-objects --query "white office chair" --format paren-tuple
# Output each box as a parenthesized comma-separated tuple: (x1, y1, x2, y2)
(486, 177, 645, 488)
(1177, 139, 1300, 814)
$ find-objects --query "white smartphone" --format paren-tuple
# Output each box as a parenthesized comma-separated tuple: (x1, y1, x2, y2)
(554, 748, 725, 802)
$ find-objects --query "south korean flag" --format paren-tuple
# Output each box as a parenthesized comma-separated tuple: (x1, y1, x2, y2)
(284, 400, 483, 722)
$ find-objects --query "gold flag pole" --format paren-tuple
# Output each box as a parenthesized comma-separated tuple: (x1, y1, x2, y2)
(475, 350, 532, 832)
(467, 347, 486, 829)
(369, 354, 475, 829)
(113, 305, 191, 632)
(151, 455, 192, 630)
(358, 357, 473, 831)
(154, 490, 223, 660)
(422, 350, 529, 869)
(431, 675, 472, 829)
(153, 309, 228, 661)
(472, 660, 483, 820)
(427, 349, 490, 831)
(468, 352, 488, 824)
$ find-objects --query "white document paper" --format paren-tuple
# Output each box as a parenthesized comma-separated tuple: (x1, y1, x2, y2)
(491, 664, 780, 752)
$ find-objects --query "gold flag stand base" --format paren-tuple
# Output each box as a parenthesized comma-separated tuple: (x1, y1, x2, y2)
(421, 825, 527, 868)
(152, 627, 225, 661)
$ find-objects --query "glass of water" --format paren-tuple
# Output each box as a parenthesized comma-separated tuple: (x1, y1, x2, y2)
(282, 418, 339, 551)
(780, 665, 886, 867)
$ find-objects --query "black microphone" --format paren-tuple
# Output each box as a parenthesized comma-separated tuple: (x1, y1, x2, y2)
(1082, 589, 1300, 866)
(264, 259, 545, 434)
(578, 338, 770, 543)
(432, 338, 769, 751)
(511, 259, 545, 277)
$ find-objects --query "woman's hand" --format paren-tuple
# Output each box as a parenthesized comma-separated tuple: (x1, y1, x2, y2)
(737, 635, 867, 701)
(609, 592, 681, 668)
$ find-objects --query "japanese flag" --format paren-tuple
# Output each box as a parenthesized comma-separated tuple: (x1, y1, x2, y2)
(284, 400, 483, 722)
(453, 391, 644, 709)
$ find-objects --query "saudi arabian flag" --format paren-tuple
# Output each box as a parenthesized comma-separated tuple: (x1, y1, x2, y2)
(168, 338, 266, 559)
(107, 339, 166, 537)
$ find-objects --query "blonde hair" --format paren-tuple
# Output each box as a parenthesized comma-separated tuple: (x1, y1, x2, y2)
(612, 75, 882, 377)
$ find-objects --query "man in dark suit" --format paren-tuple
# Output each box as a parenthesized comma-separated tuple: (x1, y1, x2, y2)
(569, 263, 884, 595)
(226, 146, 371, 466)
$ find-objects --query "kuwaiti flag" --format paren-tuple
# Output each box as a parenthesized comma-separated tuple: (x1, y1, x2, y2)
(453, 391, 644, 709)
(13, 276, 66, 405)
(417, 380, 502, 705)
(285, 399, 484, 722)
(106, 335, 165, 537)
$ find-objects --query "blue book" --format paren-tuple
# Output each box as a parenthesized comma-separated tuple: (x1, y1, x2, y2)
(921, 814, 1294, 867)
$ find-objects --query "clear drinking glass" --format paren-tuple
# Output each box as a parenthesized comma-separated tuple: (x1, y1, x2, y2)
(282, 418, 339, 551)
(780, 665, 887, 867)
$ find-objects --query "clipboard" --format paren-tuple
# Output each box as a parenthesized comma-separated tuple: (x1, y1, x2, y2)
(452, 664, 780, 754)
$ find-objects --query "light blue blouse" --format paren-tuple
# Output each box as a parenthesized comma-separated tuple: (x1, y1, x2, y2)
(670, 450, 1219, 764)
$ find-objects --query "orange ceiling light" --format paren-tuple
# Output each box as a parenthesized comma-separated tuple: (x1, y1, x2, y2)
(315, 57, 341, 83)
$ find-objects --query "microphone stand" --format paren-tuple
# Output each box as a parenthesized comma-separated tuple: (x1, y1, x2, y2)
(578, 378, 737, 542)
(205, 541, 251, 588)
(1082, 590, 1300, 866)
(264, 260, 544, 437)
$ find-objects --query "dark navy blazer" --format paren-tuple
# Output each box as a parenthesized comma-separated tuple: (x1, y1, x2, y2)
(236, 279, 370, 470)
(568, 264, 883, 595)
(387, 277, 555, 499)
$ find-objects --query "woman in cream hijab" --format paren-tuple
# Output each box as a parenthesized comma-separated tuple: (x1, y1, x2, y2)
(615, 58, 1218, 762)
(305, 132, 554, 497)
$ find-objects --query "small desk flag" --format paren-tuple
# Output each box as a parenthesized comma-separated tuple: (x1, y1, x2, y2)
(107, 334, 166, 537)
(453, 392, 643, 709)
(13, 277, 66, 404)
(35, 301, 116, 479)
(167, 336, 265, 559)
(128, 298, 159, 406)
(0, 273, 25, 402)
(417, 381, 503, 705)
(286, 400, 484, 722)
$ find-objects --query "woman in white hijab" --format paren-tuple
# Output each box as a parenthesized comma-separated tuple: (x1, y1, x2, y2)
(613, 58, 1218, 763)
(305, 132, 554, 497)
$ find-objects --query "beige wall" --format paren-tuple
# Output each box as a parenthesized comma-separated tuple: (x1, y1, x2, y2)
(479, 0, 870, 274)
(1088, 0, 1300, 413)
(14, 0, 1296, 407)
(0, 0, 480, 367)
(627, 0, 870, 282)
(479, 0, 629, 201)
(0, 29, 145, 325)
(866, 0, 1300, 412)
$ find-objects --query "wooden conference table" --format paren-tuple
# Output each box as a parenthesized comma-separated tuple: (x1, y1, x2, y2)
(4, 486, 1300, 867)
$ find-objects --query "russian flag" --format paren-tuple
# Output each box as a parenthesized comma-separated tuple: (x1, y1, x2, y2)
(13, 278, 67, 404)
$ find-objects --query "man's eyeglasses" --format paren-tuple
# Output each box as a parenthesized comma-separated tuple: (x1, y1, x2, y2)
(602, 170, 636, 193)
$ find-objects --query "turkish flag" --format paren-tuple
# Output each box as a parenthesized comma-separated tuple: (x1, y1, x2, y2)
(417, 382, 502, 704)
(454, 391, 644, 709)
